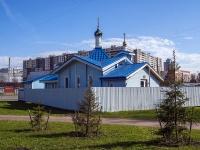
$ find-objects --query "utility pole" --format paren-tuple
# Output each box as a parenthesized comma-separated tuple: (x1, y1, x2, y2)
(148, 53, 151, 87)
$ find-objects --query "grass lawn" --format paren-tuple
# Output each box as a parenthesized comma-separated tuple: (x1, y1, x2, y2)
(0, 120, 200, 150)
(0, 101, 71, 116)
(1, 101, 200, 121)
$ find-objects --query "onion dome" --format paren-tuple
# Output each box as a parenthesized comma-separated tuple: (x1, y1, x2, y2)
(94, 17, 102, 37)
(94, 28, 102, 37)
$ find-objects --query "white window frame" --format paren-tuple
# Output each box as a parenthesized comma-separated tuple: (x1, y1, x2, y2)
(140, 79, 147, 87)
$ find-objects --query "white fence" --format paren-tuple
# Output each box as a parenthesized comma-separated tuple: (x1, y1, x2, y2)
(18, 87, 200, 112)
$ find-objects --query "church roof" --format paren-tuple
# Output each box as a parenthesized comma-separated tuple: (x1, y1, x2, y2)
(101, 62, 164, 81)
(24, 75, 46, 83)
(101, 56, 132, 68)
(89, 48, 109, 61)
(115, 50, 135, 57)
(102, 63, 147, 79)
(76, 55, 102, 67)
(40, 74, 58, 82)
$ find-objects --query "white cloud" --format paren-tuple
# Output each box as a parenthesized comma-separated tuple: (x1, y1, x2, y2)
(81, 36, 175, 60)
(80, 36, 200, 72)
(1, 36, 199, 73)
(184, 37, 193, 40)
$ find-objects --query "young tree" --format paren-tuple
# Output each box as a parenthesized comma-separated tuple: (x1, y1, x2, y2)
(164, 63, 181, 86)
(156, 50, 194, 146)
(29, 101, 50, 131)
(72, 80, 102, 137)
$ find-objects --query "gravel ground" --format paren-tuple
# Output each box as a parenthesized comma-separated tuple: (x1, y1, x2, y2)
(0, 115, 200, 129)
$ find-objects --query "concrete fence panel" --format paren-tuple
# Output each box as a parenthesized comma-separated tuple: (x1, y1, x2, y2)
(19, 87, 200, 112)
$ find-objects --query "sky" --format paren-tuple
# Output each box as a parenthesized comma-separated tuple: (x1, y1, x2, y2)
(0, 0, 200, 73)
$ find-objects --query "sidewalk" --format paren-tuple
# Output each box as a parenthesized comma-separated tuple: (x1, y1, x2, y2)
(1, 115, 200, 129)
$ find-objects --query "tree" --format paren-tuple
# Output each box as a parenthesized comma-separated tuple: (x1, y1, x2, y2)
(163, 60, 181, 86)
(190, 74, 197, 83)
(29, 101, 50, 131)
(156, 50, 195, 146)
(72, 81, 102, 137)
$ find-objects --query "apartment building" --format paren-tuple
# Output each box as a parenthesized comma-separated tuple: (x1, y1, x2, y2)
(104, 45, 133, 58)
(164, 58, 172, 71)
(104, 46, 162, 73)
(23, 53, 77, 80)
(176, 70, 191, 83)
(77, 50, 92, 57)
(133, 49, 162, 73)
(23, 46, 162, 80)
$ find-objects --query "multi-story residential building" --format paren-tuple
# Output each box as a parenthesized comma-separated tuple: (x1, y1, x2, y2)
(161, 59, 191, 83)
(23, 52, 78, 80)
(23, 46, 163, 80)
(133, 49, 162, 73)
(104, 45, 133, 58)
(164, 58, 172, 71)
(176, 70, 190, 83)
(36, 57, 45, 71)
(77, 50, 92, 57)
(104, 46, 162, 73)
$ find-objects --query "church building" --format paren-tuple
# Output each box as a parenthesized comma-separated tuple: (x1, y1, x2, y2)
(40, 20, 163, 88)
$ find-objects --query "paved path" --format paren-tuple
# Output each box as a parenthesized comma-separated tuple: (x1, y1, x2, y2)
(1, 115, 200, 129)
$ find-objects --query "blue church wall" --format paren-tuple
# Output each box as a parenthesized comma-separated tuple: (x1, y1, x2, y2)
(126, 67, 160, 87)
(87, 64, 103, 87)
(101, 79, 126, 87)
(58, 60, 102, 88)
(45, 83, 57, 89)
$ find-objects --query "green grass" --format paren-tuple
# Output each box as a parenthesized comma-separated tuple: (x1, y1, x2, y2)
(102, 110, 157, 120)
(101, 107, 200, 122)
(0, 101, 71, 116)
(0, 120, 200, 150)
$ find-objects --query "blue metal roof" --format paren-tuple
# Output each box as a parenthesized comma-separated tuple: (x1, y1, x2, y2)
(100, 56, 132, 68)
(115, 50, 135, 57)
(101, 62, 147, 79)
(89, 48, 109, 61)
(40, 74, 58, 82)
(24, 75, 46, 83)
(75, 55, 102, 67)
